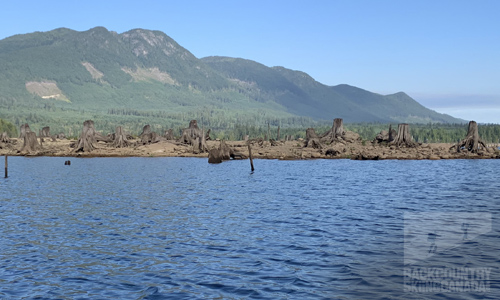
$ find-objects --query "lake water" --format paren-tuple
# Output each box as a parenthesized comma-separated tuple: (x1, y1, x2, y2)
(1, 157, 499, 299)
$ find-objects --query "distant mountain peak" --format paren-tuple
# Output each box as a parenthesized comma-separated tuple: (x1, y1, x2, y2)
(0, 27, 464, 124)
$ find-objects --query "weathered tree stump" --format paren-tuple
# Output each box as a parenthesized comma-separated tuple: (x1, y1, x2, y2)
(21, 131, 40, 153)
(208, 148, 222, 164)
(305, 128, 322, 148)
(320, 118, 346, 143)
(1, 132, 10, 143)
(208, 140, 233, 163)
(179, 120, 203, 144)
(139, 124, 159, 145)
(390, 123, 418, 147)
(205, 129, 212, 141)
(74, 120, 97, 152)
(19, 123, 31, 140)
(374, 124, 397, 144)
(164, 129, 175, 140)
(454, 121, 488, 153)
(112, 126, 130, 148)
(40, 126, 51, 137)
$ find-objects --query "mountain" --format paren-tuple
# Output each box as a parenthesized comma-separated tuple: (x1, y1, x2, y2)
(0, 27, 462, 135)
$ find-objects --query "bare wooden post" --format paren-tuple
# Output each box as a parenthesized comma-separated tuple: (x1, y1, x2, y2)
(4, 155, 7, 178)
(248, 144, 255, 172)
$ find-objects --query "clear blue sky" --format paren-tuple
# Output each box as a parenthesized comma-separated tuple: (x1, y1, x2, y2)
(1, 0, 499, 123)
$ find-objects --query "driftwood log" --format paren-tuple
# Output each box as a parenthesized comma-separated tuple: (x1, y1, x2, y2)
(305, 128, 322, 149)
(112, 126, 130, 148)
(20, 131, 40, 153)
(454, 121, 488, 153)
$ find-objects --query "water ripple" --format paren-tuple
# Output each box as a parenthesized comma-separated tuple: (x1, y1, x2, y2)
(0, 157, 499, 299)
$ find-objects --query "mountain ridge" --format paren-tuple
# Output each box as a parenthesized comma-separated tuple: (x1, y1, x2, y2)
(0, 26, 463, 135)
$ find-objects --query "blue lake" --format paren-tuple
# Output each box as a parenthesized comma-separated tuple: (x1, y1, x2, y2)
(1, 157, 499, 299)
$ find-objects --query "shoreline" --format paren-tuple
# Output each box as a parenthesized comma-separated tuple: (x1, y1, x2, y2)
(1, 138, 499, 160)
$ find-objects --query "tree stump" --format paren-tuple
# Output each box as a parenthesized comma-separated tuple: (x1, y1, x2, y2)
(208, 148, 222, 163)
(455, 121, 488, 153)
(19, 123, 31, 140)
(139, 124, 159, 145)
(305, 128, 322, 148)
(164, 129, 175, 140)
(1, 132, 10, 143)
(40, 126, 51, 137)
(388, 124, 396, 142)
(179, 120, 203, 144)
(320, 118, 345, 143)
(74, 120, 97, 152)
(112, 126, 129, 148)
(20, 131, 40, 153)
(208, 140, 233, 163)
(374, 125, 397, 144)
(390, 123, 418, 147)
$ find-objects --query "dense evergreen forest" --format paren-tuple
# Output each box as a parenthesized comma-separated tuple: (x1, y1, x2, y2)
(1, 107, 499, 144)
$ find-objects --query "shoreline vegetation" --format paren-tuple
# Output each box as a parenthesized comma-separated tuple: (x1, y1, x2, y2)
(1, 119, 499, 161)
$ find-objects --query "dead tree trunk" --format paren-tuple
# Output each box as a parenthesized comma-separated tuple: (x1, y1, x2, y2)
(390, 123, 418, 147)
(455, 121, 488, 153)
(21, 131, 40, 153)
(41, 126, 51, 137)
(112, 126, 129, 148)
(305, 128, 322, 148)
(277, 126, 280, 141)
(74, 120, 97, 152)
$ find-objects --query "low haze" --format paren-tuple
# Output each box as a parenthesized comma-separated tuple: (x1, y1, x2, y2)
(1, 0, 498, 123)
